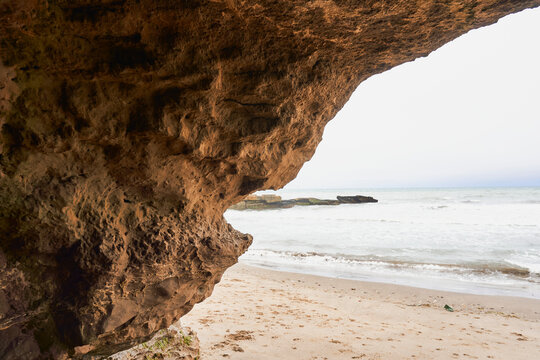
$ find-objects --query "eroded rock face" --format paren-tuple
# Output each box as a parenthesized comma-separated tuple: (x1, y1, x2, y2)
(1, 0, 538, 358)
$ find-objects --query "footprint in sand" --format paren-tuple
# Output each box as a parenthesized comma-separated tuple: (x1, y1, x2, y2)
(511, 332, 528, 341)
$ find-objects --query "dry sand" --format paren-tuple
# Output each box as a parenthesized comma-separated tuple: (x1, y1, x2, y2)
(182, 264, 540, 360)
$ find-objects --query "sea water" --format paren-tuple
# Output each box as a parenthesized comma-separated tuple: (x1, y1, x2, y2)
(225, 187, 540, 299)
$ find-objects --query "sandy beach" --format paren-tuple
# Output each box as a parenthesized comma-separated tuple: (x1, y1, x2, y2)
(183, 264, 540, 360)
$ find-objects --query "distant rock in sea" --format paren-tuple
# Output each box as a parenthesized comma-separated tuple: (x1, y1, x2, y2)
(337, 195, 378, 204)
(229, 194, 378, 210)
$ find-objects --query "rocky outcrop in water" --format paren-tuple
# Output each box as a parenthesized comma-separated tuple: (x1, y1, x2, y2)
(1, 0, 539, 358)
(337, 195, 378, 204)
(230, 194, 377, 210)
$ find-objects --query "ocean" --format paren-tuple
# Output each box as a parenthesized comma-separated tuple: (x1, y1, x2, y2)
(225, 187, 540, 299)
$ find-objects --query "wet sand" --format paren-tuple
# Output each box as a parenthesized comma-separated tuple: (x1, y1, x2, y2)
(182, 264, 540, 359)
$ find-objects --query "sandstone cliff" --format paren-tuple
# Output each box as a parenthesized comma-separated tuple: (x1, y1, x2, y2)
(1, 1, 539, 358)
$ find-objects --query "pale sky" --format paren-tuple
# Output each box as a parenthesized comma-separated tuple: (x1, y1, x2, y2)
(286, 7, 540, 190)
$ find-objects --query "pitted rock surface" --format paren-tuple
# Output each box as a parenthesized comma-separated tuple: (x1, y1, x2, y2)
(1, 0, 539, 358)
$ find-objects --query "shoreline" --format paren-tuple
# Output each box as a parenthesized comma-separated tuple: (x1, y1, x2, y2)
(183, 263, 540, 359)
(238, 260, 540, 300)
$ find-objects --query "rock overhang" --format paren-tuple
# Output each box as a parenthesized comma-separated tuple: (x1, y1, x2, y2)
(1, 0, 539, 358)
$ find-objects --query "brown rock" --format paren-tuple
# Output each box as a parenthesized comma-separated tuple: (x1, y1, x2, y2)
(107, 322, 200, 360)
(1, 0, 538, 358)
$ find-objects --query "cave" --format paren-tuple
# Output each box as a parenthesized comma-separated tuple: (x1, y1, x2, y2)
(1, 0, 539, 358)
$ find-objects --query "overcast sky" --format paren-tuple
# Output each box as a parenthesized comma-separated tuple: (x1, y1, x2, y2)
(285, 7, 540, 190)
